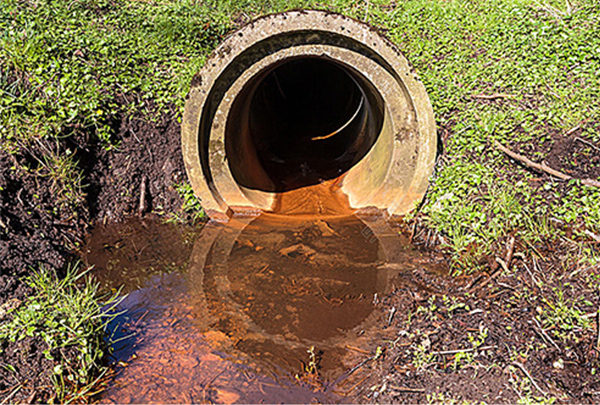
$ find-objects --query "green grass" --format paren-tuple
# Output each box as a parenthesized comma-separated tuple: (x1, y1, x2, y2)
(0, 266, 120, 403)
(1, 0, 599, 401)
(3, 0, 597, 267)
(539, 286, 593, 343)
(377, 0, 600, 272)
(162, 181, 207, 225)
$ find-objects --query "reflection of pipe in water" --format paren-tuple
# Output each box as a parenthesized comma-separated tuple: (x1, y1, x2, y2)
(186, 213, 425, 377)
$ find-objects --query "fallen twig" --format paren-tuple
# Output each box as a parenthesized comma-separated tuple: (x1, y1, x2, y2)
(494, 141, 600, 188)
(512, 361, 547, 396)
(431, 345, 496, 356)
(532, 316, 560, 351)
(388, 306, 396, 326)
(585, 230, 600, 243)
(345, 345, 370, 355)
(342, 374, 370, 396)
(522, 261, 540, 285)
(565, 125, 581, 137)
(389, 385, 425, 393)
(505, 235, 516, 268)
(467, 269, 503, 293)
(138, 175, 147, 217)
(597, 307, 600, 351)
(1, 382, 24, 405)
(568, 263, 600, 279)
(573, 136, 600, 151)
(347, 348, 383, 376)
(496, 257, 509, 273)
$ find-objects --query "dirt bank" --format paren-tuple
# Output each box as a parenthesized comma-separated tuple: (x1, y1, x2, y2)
(0, 105, 188, 402)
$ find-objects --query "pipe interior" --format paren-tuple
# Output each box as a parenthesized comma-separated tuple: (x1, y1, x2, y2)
(225, 57, 385, 193)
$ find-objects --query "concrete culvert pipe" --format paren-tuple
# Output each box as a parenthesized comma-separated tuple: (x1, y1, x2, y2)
(182, 10, 436, 221)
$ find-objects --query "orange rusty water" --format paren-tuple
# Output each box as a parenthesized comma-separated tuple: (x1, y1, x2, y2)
(85, 182, 447, 404)
(270, 177, 354, 216)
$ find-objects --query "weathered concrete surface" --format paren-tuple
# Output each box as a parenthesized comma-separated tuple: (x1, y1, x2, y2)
(182, 10, 436, 220)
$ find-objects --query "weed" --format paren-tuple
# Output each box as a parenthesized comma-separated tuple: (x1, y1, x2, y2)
(443, 295, 470, 318)
(416, 296, 439, 321)
(163, 181, 206, 224)
(539, 287, 592, 342)
(295, 345, 322, 387)
(305, 346, 318, 375)
(452, 327, 489, 370)
(0, 265, 121, 402)
(411, 335, 434, 371)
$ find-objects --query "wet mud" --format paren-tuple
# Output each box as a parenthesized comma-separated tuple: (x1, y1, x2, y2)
(84, 205, 450, 403)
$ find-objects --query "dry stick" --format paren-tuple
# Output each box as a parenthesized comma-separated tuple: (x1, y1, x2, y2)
(512, 361, 548, 396)
(565, 125, 581, 137)
(138, 175, 147, 217)
(431, 345, 496, 356)
(596, 308, 600, 351)
(345, 345, 370, 355)
(532, 316, 561, 351)
(0, 383, 24, 405)
(494, 141, 600, 188)
(389, 386, 425, 393)
(388, 306, 397, 326)
(343, 374, 370, 396)
(467, 271, 501, 294)
(133, 309, 150, 327)
(409, 220, 418, 243)
(347, 356, 374, 376)
(569, 263, 600, 279)
(468, 235, 515, 293)
(505, 235, 516, 268)
(574, 136, 600, 152)
(496, 257, 510, 273)
(585, 230, 600, 243)
(522, 261, 540, 285)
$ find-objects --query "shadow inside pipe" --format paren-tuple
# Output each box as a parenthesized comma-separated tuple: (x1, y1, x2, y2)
(225, 57, 385, 193)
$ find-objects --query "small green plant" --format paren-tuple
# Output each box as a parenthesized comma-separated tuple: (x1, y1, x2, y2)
(443, 295, 470, 318)
(453, 327, 488, 370)
(539, 287, 592, 343)
(305, 345, 318, 375)
(165, 181, 206, 224)
(0, 265, 121, 402)
(39, 152, 86, 217)
(417, 296, 439, 321)
(412, 336, 434, 371)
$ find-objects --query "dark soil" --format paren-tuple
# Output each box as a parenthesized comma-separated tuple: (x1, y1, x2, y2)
(544, 125, 600, 182)
(0, 104, 187, 403)
(513, 122, 600, 204)
(84, 102, 187, 221)
(347, 225, 600, 404)
(0, 337, 56, 403)
(0, 148, 84, 307)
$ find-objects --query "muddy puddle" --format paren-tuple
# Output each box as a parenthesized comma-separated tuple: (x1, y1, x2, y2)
(84, 191, 449, 403)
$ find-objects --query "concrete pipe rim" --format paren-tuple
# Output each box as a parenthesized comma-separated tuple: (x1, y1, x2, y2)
(181, 10, 437, 221)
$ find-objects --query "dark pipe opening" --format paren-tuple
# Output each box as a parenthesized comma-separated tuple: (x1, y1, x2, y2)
(225, 57, 385, 193)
